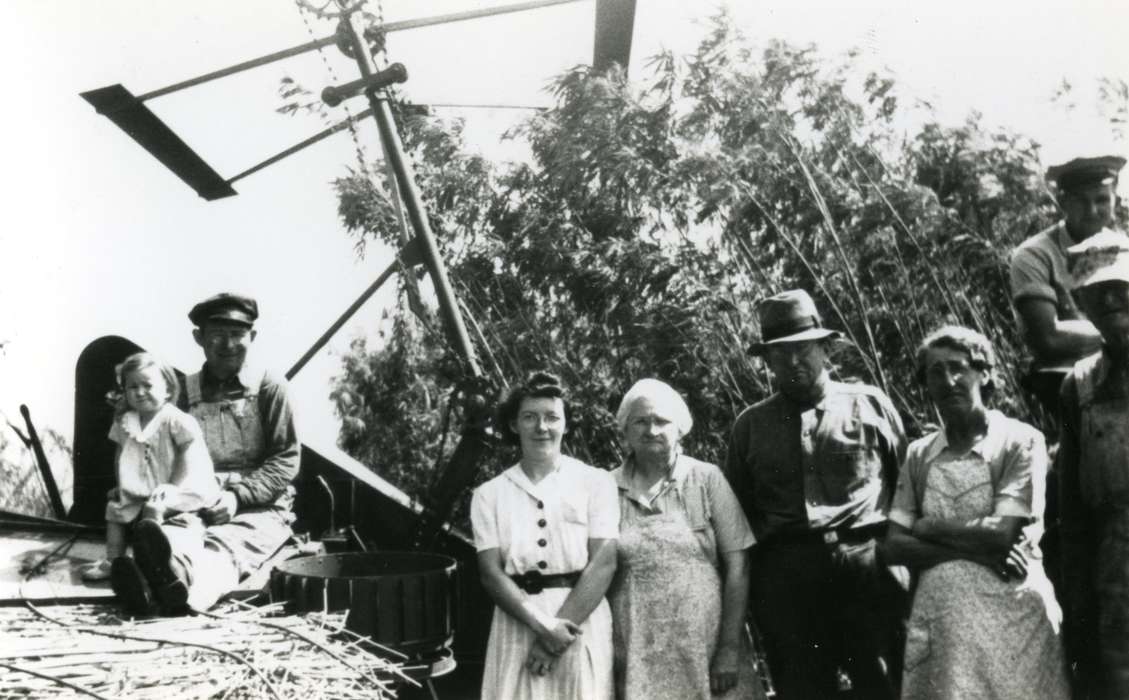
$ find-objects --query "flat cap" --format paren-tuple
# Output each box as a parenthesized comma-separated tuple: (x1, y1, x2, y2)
(1046, 155, 1126, 192)
(1067, 229, 1129, 289)
(188, 292, 258, 327)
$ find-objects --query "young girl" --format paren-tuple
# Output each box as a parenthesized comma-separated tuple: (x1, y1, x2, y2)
(81, 352, 220, 581)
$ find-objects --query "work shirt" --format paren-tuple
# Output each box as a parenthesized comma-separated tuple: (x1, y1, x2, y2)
(1059, 351, 1129, 611)
(725, 380, 906, 542)
(1009, 221, 1091, 368)
(613, 453, 755, 569)
(1058, 349, 1129, 693)
(178, 363, 299, 509)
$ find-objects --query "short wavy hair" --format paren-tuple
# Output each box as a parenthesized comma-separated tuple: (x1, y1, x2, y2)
(914, 325, 999, 401)
(114, 352, 180, 416)
(496, 371, 570, 445)
(615, 378, 693, 439)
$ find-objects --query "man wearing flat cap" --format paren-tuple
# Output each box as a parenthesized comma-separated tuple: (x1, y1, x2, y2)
(1010, 154, 1126, 411)
(725, 289, 908, 699)
(1058, 231, 1129, 698)
(112, 292, 299, 614)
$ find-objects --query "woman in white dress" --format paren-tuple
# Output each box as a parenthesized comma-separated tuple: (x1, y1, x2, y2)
(882, 326, 1069, 699)
(471, 372, 619, 699)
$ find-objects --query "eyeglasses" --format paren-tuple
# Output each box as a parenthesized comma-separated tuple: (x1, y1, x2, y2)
(924, 360, 976, 382)
(203, 327, 252, 344)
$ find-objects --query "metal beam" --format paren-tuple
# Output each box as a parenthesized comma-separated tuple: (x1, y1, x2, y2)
(80, 84, 236, 200)
(593, 0, 637, 72)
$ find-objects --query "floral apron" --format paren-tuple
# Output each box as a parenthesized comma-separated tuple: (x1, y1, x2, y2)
(610, 497, 761, 700)
(901, 452, 1067, 699)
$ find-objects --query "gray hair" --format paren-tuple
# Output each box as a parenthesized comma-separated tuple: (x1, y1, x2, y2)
(615, 378, 694, 438)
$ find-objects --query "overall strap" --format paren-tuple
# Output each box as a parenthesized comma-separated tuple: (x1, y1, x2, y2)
(185, 372, 203, 408)
(1074, 353, 1103, 409)
(245, 367, 268, 399)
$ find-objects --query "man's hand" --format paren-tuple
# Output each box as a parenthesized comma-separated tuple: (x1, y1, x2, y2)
(709, 643, 739, 694)
(536, 618, 581, 655)
(526, 639, 558, 677)
(202, 490, 238, 525)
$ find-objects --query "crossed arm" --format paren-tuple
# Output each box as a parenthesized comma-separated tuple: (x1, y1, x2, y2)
(882, 515, 1028, 578)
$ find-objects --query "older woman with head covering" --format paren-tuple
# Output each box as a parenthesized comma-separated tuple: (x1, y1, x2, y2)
(881, 326, 1069, 699)
(609, 379, 763, 700)
(470, 372, 619, 700)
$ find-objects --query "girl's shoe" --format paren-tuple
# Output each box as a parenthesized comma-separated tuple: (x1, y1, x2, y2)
(81, 559, 113, 581)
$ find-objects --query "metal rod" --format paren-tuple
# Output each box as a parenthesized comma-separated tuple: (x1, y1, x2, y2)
(135, 0, 586, 103)
(377, 0, 587, 33)
(136, 34, 340, 102)
(20, 405, 66, 520)
(321, 63, 407, 107)
(342, 14, 482, 378)
(227, 106, 374, 186)
(286, 257, 398, 380)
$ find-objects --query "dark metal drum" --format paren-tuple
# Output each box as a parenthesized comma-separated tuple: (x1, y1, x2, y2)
(270, 551, 458, 660)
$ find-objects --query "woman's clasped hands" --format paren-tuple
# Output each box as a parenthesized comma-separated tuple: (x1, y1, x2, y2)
(526, 617, 582, 676)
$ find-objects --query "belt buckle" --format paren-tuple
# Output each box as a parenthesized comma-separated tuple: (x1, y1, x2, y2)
(523, 570, 544, 594)
(822, 530, 839, 545)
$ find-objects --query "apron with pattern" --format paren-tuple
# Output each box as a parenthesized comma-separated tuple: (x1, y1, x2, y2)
(902, 451, 1067, 699)
(610, 491, 761, 700)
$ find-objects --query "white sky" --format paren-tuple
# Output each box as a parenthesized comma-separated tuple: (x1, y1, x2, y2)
(2, 0, 1127, 455)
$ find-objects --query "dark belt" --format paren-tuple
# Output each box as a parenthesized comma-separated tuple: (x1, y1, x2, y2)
(510, 570, 581, 594)
(766, 522, 886, 547)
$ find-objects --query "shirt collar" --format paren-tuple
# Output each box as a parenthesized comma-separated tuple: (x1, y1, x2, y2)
(922, 409, 1004, 462)
(1054, 220, 1076, 253)
(122, 403, 171, 443)
(200, 362, 258, 391)
(502, 456, 568, 499)
(615, 452, 687, 507)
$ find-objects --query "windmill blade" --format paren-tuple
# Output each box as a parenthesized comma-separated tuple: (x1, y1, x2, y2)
(593, 0, 637, 73)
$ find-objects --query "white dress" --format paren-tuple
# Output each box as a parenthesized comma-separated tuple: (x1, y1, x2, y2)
(106, 404, 219, 523)
(470, 456, 619, 700)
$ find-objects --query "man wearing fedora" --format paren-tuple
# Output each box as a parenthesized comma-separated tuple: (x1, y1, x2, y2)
(111, 293, 300, 615)
(1058, 231, 1129, 698)
(1010, 154, 1126, 414)
(726, 289, 907, 699)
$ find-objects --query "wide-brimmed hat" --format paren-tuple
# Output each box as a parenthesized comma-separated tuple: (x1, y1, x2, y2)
(747, 289, 842, 355)
(1068, 229, 1129, 289)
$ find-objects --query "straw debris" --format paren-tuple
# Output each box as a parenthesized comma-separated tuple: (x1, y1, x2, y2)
(0, 601, 406, 699)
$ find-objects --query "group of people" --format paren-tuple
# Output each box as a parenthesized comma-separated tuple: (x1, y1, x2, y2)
(86, 152, 1128, 699)
(470, 152, 1129, 700)
(83, 292, 299, 617)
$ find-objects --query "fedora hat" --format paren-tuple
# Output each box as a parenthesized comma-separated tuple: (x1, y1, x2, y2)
(748, 289, 842, 355)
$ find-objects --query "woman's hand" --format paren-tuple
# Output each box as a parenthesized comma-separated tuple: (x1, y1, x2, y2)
(537, 618, 581, 654)
(526, 639, 558, 676)
(709, 643, 739, 694)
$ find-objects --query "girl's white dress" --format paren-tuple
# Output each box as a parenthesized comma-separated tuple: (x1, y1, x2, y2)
(106, 403, 219, 523)
(470, 455, 619, 700)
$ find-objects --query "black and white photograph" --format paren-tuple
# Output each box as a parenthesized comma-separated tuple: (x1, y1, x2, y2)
(1, 0, 1127, 697)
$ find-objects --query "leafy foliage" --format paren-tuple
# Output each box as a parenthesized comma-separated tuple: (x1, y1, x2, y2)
(325, 12, 1124, 523)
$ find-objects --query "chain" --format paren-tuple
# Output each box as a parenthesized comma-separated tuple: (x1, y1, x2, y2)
(292, 0, 370, 172)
